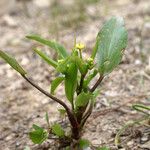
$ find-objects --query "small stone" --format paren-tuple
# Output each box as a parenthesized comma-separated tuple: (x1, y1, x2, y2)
(21, 57, 29, 65)
(2, 15, 18, 27)
(140, 141, 150, 149)
(127, 140, 134, 146)
(134, 59, 141, 65)
(33, 0, 50, 8)
(140, 134, 149, 143)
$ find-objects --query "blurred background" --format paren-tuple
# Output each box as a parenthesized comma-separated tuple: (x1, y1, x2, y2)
(0, 0, 150, 149)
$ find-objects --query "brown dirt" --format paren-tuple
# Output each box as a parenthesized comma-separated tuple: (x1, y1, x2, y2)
(0, 0, 150, 149)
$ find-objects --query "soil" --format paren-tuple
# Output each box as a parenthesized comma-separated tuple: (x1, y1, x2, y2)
(0, 0, 150, 150)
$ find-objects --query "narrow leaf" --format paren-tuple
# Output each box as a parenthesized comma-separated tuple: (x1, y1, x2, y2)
(92, 17, 128, 75)
(26, 35, 68, 58)
(33, 48, 57, 68)
(65, 62, 78, 103)
(0, 50, 27, 75)
(51, 123, 65, 137)
(51, 76, 64, 94)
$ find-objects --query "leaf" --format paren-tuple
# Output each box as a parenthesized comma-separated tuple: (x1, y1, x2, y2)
(0, 50, 27, 75)
(83, 69, 98, 88)
(26, 35, 68, 58)
(45, 112, 50, 127)
(56, 58, 69, 74)
(92, 17, 128, 75)
(96, 146, 110, 150)
(78, 139, 90, 149)
(58, 108, 66, 117)
(75, 56, 88, 75)
(33, 48, 57, 68)
(65, 62, 78, 103)
(51, 123, 65, 137)
(51, 76, 64, 94)
(29, 124, 48, 144)
(75, 92, 91, 108)
(32, 124, 43, 130)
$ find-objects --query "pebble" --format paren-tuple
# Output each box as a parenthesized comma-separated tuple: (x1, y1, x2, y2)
(21, 57, 29, 65)
(33, 0, 50, 8)
(140, 141, 150, 149)
(2, 15, 18, 27)
(140, 134, 149, 144)
(127, 140, 134, 146)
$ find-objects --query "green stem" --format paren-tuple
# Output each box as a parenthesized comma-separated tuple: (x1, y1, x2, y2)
(77, 74, 86, 95)
(132, 104, 150, 116)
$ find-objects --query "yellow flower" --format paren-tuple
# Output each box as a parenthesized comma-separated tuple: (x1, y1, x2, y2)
(75, 43, 85, 50)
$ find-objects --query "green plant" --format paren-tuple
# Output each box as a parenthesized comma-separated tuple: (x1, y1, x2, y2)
(0, 17, 127, 149)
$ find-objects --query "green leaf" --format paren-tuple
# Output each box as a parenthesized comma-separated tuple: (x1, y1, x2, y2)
(56, 58, 69, 74)
(0, 50, 27, 75)
(45, 112, 50, 127)
(26, 35, 68, 58)
(29, 124, 48, 144)
(51, 123, 65, 137)
(75, 56, 88, 75)
(58, 108, 66, 117)
(65, 62, 78, 103)
(83, 69, 98, 88)
(33, 48, 57, 68)
(96, 146, 110, 150)
(92, 17, 128, 75)
(78, 139, 90, 149)
(32, 124, 43, 130)
(75, 92, 91, 108)
(51, 76, 64, 94)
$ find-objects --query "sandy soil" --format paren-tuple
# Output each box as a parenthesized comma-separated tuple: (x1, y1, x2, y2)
(0, 0, 150, 149)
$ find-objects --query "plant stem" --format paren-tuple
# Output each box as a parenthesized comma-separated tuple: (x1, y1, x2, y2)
(22, 75, 79, 129)
(77, 74, 85, 95)
(81, 102, 93, 127)
(90, 74, 104, 92)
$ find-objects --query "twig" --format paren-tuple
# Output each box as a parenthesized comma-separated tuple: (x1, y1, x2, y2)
(77, 74, 86, 95)
(90, 75, 104, 92)
(22, 75, 78, 128)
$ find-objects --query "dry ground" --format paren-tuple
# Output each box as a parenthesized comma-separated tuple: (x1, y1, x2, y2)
(0, 0, 150, 149)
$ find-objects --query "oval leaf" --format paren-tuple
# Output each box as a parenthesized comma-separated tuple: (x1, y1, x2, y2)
(92, 17, 128, 75)
(51, 76, 64, 94)
(0, 50, 27, 75)
(51, 123, 65, 137)
(75, 92, 92, 108)
(78, 139, 90, 149)
(26, 35, 68, 58)
(29, 124, 48, 144)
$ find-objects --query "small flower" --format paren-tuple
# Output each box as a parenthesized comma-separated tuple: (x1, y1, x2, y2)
(75, 43, 85, 50)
